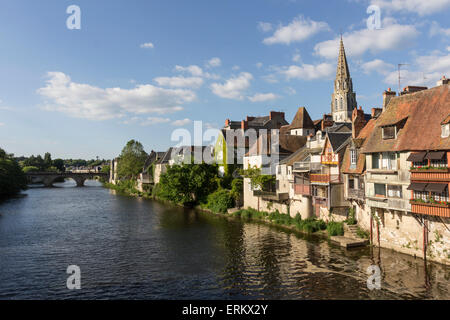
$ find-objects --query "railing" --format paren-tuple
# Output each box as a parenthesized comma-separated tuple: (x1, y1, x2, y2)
(410, 168, 450, 181)
(293, 162, 322, 172)
(310, 174, 340, 184)
(253, 190, 289, 201)
(347, 188, 364, 200)
(294, 184, 311, 196)
(410, 200, 450, 218)
(321, 154, 339, 164)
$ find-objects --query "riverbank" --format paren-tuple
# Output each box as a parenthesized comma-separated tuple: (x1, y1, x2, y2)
(103, 182, 369, 245)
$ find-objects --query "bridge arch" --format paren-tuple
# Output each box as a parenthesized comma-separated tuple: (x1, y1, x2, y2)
(26, 172, 109, 188)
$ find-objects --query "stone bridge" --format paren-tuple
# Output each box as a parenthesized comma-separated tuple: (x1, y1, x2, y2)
(25, 172, 109, 187)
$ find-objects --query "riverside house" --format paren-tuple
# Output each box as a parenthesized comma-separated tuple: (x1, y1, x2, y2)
(360, 80, 450, 264)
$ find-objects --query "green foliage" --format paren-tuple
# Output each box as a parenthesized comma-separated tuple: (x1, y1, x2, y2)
(0, 148, 27, 196)
(293, 215, 327, 233)
(346, 207, 357, 225)
(155, 163, 219, 205)
(52, 159, 65, 172)
(327, 221, 344, 236)
(101, 165, 111, 174)
(230, 178, 243, 204)
(206, 189, 234, 213)
(105, 180, 138, 195)
(22, 166, 40, 173)
(117, 140, 148, 179)
(356, 227, 370, 239)
(240, 166, 275, 191)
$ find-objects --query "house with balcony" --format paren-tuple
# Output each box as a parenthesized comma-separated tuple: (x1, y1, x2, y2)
(362, 81, 450, 264)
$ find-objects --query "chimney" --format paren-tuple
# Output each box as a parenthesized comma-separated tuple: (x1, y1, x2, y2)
(371, 108, 382, 118)
(241, 120, 248, 130)
(400, 86, 427, 95)
(382, 88, 396, 110)
(225, 119, 230, 127)
(352, 107, 366, 138)
(269, 111, 285, 120)
(437, 75, 450, 86)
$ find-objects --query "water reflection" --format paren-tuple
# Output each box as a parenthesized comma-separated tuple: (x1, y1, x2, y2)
(0, 181, 448, 299)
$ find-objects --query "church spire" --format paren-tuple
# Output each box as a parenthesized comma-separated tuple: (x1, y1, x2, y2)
(336, 36, 350, 84)
(331, 37, 357, 123)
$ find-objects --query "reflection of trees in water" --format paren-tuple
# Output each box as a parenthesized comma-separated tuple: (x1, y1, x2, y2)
(218, 219, 247, 297)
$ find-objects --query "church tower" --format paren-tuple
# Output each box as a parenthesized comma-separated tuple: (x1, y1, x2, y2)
(331, 37, 357, 122)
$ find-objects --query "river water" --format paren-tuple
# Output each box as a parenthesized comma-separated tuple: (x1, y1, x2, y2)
(0, 180, 448, 300)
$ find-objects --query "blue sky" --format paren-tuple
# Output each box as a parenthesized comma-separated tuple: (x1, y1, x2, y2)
(1, 0, 449, 159)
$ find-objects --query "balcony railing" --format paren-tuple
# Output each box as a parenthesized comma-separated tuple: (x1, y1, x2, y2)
(410, 199, 450, 218)
(310, 174, 340, 184)
(321, 154, 339, 164)
(410, 167, 450, 181)
(294, 184, 311, 196)
(347, 188, 364, 200)
(293, 162, 321, 172)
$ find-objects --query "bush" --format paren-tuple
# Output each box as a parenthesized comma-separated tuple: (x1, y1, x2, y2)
(356, 227, 370, 239)
(294, 217, 326, 233)
(206, 189, 234, 214)
(346, 207, 357, 225)
(327, 221, 344, 236)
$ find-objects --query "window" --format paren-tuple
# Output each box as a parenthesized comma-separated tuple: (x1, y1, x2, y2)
(442, 124, 450, 138)
(430, 153, 447, 168)
(375, 183, 386, 197)
(350, 149, 357, 165)
(382, 126, 396, 139)
(387, 185, 402, 198)
(348, 177, 355, 189)
(432, 187, 449, 202)
(413, 190, 428, 201)
(277, 166, 282, 175)
(381, 152, 397, 170)
(372, 153, 380, 169)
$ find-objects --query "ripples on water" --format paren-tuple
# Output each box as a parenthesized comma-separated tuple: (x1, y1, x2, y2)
(0, 179, 448, 299)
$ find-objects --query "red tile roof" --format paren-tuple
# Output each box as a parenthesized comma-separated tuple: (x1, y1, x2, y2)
(362, 85, 450, 153)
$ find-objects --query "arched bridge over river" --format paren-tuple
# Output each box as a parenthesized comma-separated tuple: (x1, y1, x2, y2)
(25, 172, 109, 187)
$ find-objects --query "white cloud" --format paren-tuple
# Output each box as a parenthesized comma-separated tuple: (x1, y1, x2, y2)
(285, 87, 297, 95)
(140, 117, 171, 126)
(154, 76, 204, 88)
(263, 15, 330, 45)
(174, 64, 219, 79)
(140, 42, 154, 49)
(232, 65, 240, 71)
(256, 62, 263, 69)
(210, 72, 253, 100)
(248, 93, 278, 102)
(429, 21, 450, 37)
(314, 22, 419, 59)
(383, 51, 450, 87)
(258, 22, 273, 32)
(172, 118, 192, 126)
(278, 63, 334, 80)
(37, 72, 195, 120)
(371, 0, 450, 16)
(206, 57, 221, 68)
(447, 46, 450, 52)
(361, 59, 395, 75)
(292, 53, 301, 62)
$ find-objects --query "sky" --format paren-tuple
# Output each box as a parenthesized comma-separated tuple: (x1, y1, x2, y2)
(0, 0, 449, 159)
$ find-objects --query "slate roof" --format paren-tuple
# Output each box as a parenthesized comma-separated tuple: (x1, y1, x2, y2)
(246, 133, 307, 157)
(362, 84, 450, 153)
(327, 132, 352, 152)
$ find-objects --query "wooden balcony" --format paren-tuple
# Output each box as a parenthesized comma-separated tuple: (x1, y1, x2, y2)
(347, 188, 365, 200)
(310, 174, 340, 184)
(410, 167, 450, 181)
(294, 184, 311, 196)
(321, 154, 339, 164)
(410, 200, 450, 218)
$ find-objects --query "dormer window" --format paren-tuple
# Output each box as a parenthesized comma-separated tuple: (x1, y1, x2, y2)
(382, 125, 396, 140)
(442, 124, 450, 138)
(350, 149, 357, 165)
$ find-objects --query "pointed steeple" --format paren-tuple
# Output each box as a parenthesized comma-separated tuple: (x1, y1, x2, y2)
(330, 37, 357, 123)
(336, 36, 351, 83)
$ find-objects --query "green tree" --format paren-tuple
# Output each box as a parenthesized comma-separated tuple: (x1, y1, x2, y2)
(156, 163, 218, 205)
(0, 148, 27, 196)
(44, 152, 52, 169)
(117, 140, 148, 179)
(52, 159, 65, 172)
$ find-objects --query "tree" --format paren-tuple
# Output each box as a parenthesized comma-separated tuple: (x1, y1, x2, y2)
(156, 163, 219, 205)
(53, 159, 65, 172)
(117, 140, 148, 179)
(44, 152, 52, 169)
(0, 148, 27, 195)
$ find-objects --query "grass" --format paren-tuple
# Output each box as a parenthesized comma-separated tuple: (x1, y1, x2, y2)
(326, 221, 344, 236)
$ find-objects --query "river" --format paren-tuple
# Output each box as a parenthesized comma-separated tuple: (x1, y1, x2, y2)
(0, 179, 448, 299)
